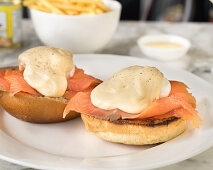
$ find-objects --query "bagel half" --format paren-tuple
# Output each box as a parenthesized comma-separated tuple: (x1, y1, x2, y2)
(81, 114, 187, 145)
(0, 91, 79, 123)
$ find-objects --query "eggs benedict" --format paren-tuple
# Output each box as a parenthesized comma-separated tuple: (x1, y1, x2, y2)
(0, 46, 101, 123)
(19, 46, 74, 97)
(63, 66, 202, 145)
(91, 66, 171, 113)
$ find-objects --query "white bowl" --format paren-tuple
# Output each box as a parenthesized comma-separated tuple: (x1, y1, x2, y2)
(137, 34, 191, 61)
(30, 0, 121, 53)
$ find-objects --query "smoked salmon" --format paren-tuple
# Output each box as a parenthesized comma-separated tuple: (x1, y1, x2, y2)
(4, 70, 40, 96)
(0, 70, 10, 91)
(67, 68, 102, 92)
(64, 81, 201, 128)
(64, 68, 102, 100)
(0, 67, 101, 98)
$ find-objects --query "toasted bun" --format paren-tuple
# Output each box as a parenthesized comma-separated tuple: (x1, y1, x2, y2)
(0, 91, 79, 123)
(81, 114, 187, 145)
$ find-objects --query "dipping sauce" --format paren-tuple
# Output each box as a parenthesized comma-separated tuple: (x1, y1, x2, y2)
(145, 42, 182, 49)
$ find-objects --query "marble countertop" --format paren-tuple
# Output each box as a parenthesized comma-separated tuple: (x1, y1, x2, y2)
(0, 20, 213, 170)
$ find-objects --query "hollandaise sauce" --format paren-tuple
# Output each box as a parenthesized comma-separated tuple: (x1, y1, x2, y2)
(145, 42, 182, 49)
(91, 66, 171, 114)
(19, 46, 74, 97)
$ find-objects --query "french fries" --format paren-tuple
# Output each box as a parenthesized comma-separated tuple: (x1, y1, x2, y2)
(23, 0, 111, 15)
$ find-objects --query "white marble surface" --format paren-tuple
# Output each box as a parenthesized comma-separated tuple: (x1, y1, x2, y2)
(0, 20, 213, 169)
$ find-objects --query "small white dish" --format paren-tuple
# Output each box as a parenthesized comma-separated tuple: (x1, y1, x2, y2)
(30, 0, 121, 53)
(0, 54, 213, 170)
(129, 45, 190, 69)
(137, 34, 191, 61)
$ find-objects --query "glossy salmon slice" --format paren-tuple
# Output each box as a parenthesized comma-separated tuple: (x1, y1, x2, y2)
(4, 70, 40, 96)
(64, 81, 201, 127)
(169, 81, 196, 108)
(63, 90, 77, 100)
(0, 70, 10, 91)
(0, 68, 100, 97)
(136, 94, 196, 119)
(63, 88, 133, 120)
(169, 81, 189, 95)
(67, 68, 102, 92)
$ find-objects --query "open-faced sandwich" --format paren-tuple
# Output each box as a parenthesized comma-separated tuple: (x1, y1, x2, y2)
(0, 46, 101, 123)
(63, 66, 202, 145)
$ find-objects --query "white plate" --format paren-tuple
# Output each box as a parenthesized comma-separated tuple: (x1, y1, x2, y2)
(0, 54, 213, 170)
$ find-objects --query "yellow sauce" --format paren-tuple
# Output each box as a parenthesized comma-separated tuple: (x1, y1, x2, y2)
(145, 42, 182, 49)
(91, 66, 171, 114)
(19, 46, 74, 97)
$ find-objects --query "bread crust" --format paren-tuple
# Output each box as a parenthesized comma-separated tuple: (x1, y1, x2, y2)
(81, 114, 187, 145)
(0, 91, 79, 123)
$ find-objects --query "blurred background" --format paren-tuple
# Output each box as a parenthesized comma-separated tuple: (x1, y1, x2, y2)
(22, 0, 213, 22)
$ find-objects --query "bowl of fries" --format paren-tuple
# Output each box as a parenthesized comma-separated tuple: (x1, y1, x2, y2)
(24, 0, 121, 53)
